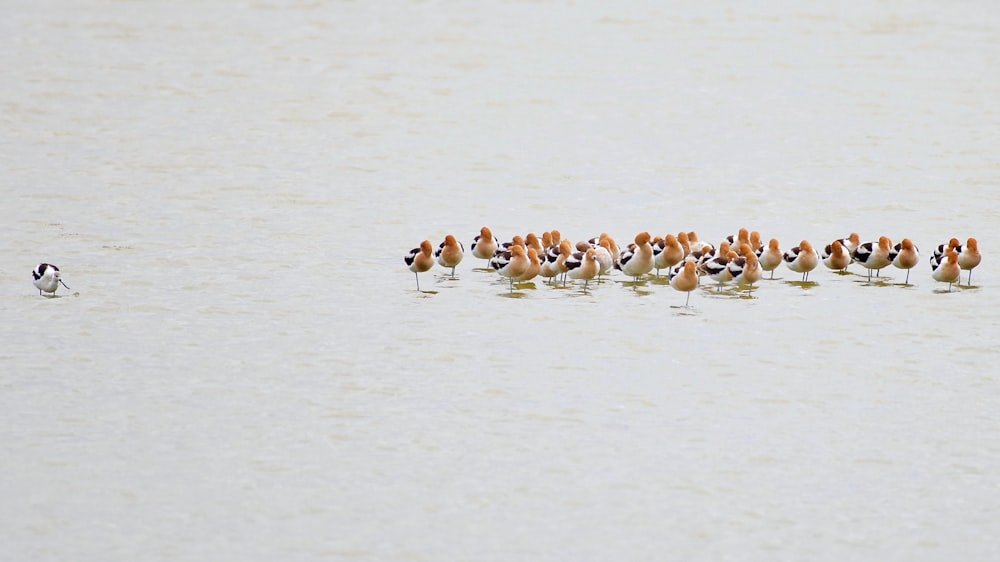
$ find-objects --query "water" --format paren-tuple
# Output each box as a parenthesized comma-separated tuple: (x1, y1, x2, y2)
(3, 1, 1000, 560)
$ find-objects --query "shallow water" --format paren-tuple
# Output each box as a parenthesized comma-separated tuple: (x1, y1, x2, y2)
(3, 1, 1000, 560)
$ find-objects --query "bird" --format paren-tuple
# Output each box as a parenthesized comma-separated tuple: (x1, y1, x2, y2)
(890, 238, 919, 284)
(784, 240, 819, 282)
(928, 238, 959, 276)
(525, 233, 544, 261)
(729, 247, 762, 295)
(696, 241, 730, 273)
(957, 237, 981, 285)
(541, 231, 554, 250)
(32, 263, 70, 296)
(686, 231, 711, 254)
(471, 226, 499, 260)
(852, 236, 893, 281)
(499, 235, 525, 254)
(615, 232, 654, 285)
(821, 239, 852, 273)
(566, 247, 600, 291)
(726, 228, 752, 251)
(931, 249, 961, 291)
(434, 234, 464, 277)
(404, 241, 435, 290)
(676, 231, 692, 257)
(539, 242, 563, 284)
(653, 234, 685, 278)
(554, 239, 575, 286)
(703, 249, 735, 292)
(547, 230, 562, 248)
(588, 233, 620, 261)
(515, 247, 541, 283)
(490, 244, 531, 292)
(931, 238, 960, 267)
(670, 261, 700, 306)
(593, 239, 615, 280)
(840, 232, 861, 255)
(758, 238, 783, 279)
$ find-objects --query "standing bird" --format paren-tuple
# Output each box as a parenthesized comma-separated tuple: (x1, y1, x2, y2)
(434, 234, 464, 277)
(471, 226, 500, 264)
(726, 228, 752, 251)
(852, 236, 893, 281)
(676, 231, 692, 257)
(957, 237, 981, 285)
(490, 244, 531, 292)
(686, 231, 711, 254)
(749, 231, 764, 254)
(729, 248, 762, 295)
(555, 239, 576, 286)
(516, 248, 541, 283)
(539, 241, 563, 284)
(525, 233, 544, 261)
(616, 232, 655, 286)
(931, 249, 961, 291)
(703, 250, 735, 292)
(404, 241, 435, 291)
(696, 241, 729, 273)
(758, 238, 783, 279)
(821, 239, 852, 273)
(930, 237, 961, 268)
(840, 232, 862, 255)
(32, 263, 71, 296)
(593, 239, 615, 280)
(589, 233, 620, 262)
(653, 234, 685, 279)
(784, 240, 819, 282)
(566, 247, 600, 292)
(670, 261, 700, 306)
(929, 238, 960, 275)
(499, 235, 526, 253)
(890, 238, 920, 284)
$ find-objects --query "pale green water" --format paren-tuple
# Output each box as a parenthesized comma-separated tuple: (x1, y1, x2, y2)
(3, 1, 1000, 560)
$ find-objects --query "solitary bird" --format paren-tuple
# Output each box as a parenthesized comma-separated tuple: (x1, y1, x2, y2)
(32, 263, 70, 296)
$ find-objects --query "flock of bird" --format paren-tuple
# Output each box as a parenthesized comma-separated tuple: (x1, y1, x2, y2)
(405, 227, 982, 305)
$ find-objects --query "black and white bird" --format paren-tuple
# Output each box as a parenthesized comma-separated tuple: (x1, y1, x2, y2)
(32, 263, 70, 296)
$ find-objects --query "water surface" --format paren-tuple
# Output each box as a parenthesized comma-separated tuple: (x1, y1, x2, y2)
(3, 1, 1000, 560)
